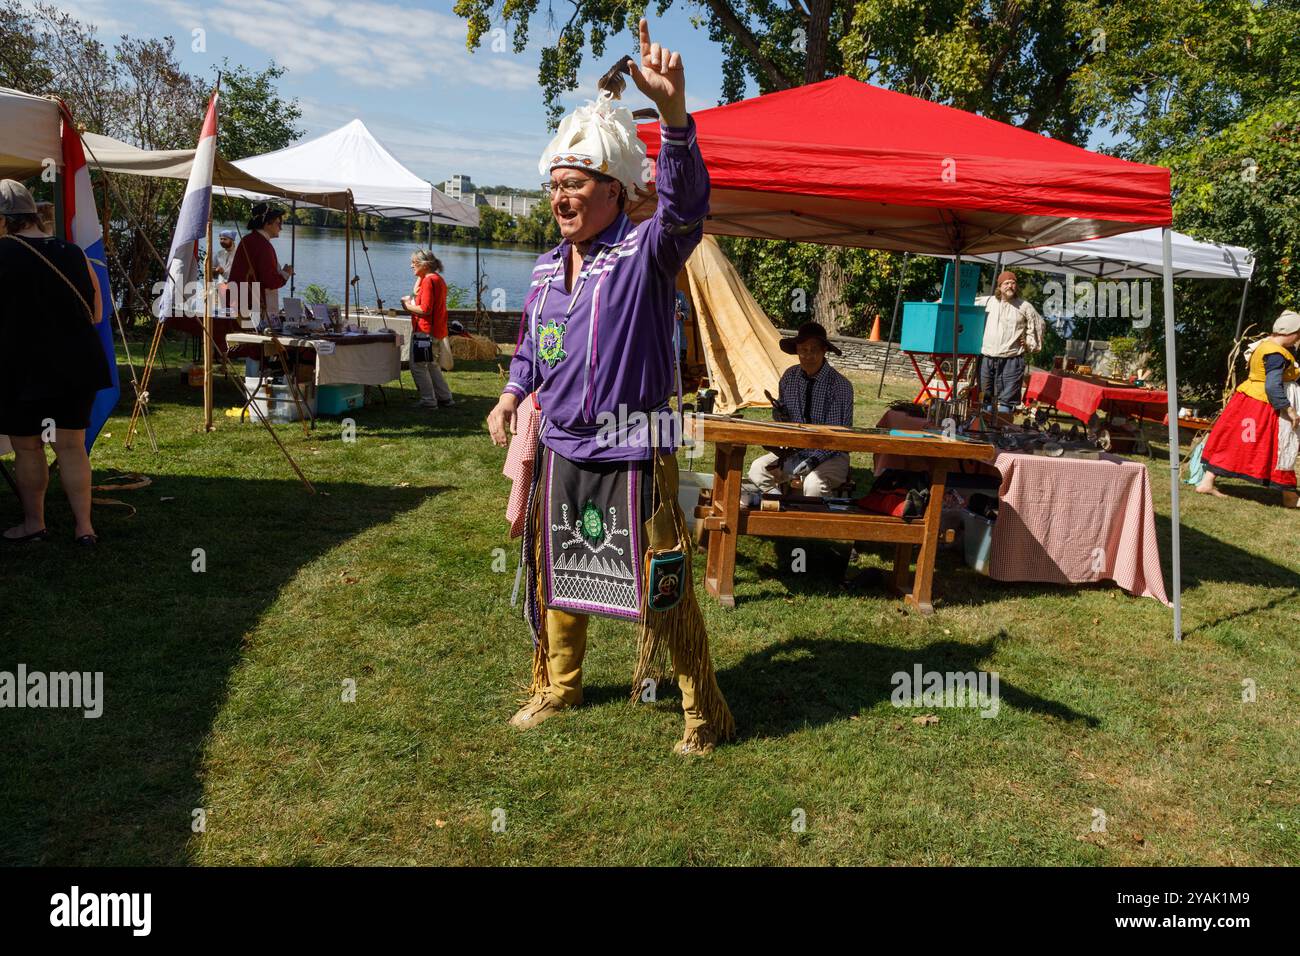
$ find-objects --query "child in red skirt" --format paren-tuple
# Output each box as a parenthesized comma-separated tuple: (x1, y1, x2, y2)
(1197, 310, 1300, 507)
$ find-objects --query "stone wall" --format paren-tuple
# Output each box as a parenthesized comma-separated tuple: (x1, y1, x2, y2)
(778, 328, 936, 382)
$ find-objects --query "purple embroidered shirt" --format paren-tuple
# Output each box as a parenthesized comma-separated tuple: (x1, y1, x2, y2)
(504, 118, 708, 463)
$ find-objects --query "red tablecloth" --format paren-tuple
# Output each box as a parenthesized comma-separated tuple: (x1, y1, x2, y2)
(1025, 370, 1168, 424)
(875, 411, 1169, 604)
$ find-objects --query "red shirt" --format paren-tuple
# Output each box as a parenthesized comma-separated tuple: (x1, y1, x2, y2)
(414, 272, 448, 338)
(227, 230, 286, 290)
(227, 230, 286, 317)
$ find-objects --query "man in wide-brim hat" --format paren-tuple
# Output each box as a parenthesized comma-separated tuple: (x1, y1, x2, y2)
(486, 17, 733, 755)
(748, 321, 855, 498)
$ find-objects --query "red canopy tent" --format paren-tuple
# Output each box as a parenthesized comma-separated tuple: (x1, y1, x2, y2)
(633, 75, 1170, 253)
(635, 77, 1187, 642)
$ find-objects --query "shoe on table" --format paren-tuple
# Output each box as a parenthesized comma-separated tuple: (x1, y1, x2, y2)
(673, 725, 718, 757)
(509, 691, 568, 729)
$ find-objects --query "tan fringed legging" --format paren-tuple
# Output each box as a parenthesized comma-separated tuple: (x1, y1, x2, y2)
(543, 608, 705, 730)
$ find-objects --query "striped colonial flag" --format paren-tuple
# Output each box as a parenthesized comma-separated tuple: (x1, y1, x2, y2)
(153, 91, 218, 321)
(60, 104, 120, 451)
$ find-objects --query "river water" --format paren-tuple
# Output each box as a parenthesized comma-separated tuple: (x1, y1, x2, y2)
(210, 222, 544, 314)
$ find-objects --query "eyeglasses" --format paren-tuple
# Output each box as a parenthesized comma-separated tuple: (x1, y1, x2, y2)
(542, 176, 597, 197)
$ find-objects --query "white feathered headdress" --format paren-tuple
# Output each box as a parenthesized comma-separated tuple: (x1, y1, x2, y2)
(539, 90, 648, 196)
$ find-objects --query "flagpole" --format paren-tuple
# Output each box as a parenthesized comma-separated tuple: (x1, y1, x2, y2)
(204, 76, 221, 431)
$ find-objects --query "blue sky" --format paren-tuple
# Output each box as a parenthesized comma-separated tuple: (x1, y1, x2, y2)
(56, 0, 750, 189)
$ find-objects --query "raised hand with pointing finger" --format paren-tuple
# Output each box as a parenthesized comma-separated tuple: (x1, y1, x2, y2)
(625, 17, 687, 127)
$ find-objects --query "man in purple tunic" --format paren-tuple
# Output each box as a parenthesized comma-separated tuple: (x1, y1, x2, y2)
(487, 18, 733, 755)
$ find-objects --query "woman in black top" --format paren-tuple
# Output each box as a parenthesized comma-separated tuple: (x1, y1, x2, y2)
(0, 179, 110, 544)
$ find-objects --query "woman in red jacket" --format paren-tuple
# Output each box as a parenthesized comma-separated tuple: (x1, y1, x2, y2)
(401, 250, 453, 408)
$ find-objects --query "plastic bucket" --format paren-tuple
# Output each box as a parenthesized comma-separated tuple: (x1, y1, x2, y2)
(962, 509, 994, 575)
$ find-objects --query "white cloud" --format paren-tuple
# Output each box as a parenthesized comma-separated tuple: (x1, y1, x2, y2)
(177, 0, 537, 92)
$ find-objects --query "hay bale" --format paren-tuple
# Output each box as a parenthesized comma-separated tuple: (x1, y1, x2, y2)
(450, 334, 499, 360)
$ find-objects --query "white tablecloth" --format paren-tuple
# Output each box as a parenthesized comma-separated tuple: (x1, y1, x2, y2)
(227, 333, 402, 387)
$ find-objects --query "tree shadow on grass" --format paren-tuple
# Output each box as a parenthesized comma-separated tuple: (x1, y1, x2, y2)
(0, 474, 444, 866)
(582, 633, 1099, 739)
(716, 634, 1099, 739)
(335, 394, 498, 441)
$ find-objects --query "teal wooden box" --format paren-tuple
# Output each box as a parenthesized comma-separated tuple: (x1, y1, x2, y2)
(900, 262, 987, 356)
(317, 383, 365, 415)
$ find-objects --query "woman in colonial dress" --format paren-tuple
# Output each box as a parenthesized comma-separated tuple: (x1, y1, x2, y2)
(1197, 310, 1300, 507)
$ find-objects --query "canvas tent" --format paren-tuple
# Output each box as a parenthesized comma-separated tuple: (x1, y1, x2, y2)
(0, 85, 62, 179)
(634, 76, 1188, 641)
(227, 119, 478, 228)
(679, 236, 794, 413)
(79, 131, 351, 211)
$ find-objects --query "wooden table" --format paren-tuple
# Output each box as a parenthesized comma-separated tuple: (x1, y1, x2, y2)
(688, 415, 997, 614)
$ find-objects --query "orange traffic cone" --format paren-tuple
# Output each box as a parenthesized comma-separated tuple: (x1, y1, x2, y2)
(868, 313, 883, 342)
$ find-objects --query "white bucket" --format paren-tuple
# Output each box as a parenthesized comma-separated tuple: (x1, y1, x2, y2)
(679, 471, 714, 538)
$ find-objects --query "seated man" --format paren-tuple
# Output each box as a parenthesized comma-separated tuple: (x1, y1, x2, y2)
(748, 321, 854, 498)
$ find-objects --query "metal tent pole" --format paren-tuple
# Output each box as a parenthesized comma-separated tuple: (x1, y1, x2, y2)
(951, 250, 961, 420)
(1232, 277, 1252, 340)
(475, 226, 483, 331)
(1161, 228, 1182, 642)
(876, 252, 910, 398)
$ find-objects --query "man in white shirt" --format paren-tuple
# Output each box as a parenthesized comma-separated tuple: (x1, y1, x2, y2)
(213, 230, 236, 312)
(213, 230, 236, 278)
(978, 270, 1044, 414)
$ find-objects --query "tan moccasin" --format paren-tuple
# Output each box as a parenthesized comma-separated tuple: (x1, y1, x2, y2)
(509, 692, 568, 729)
(672, 725, 717, 757)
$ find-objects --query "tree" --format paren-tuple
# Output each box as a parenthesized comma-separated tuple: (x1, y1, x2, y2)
(1074, 0, 1300, 399)
(210, 60, 302, 162)
(0, 1, 54, 93)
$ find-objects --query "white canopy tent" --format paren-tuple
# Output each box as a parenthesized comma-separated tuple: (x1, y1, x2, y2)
(944, 227, 1253, 281)
(227, 119, 478, 228)
(928, 227, 1257, 341)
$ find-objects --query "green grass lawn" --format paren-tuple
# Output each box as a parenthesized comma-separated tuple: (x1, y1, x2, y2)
(2, 335, 1297, 866)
